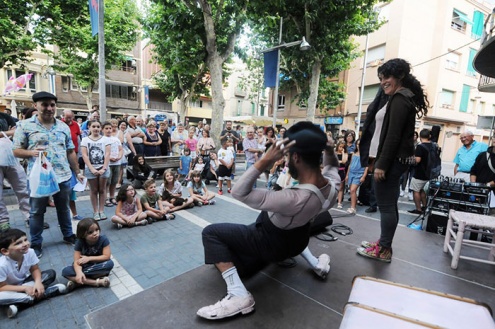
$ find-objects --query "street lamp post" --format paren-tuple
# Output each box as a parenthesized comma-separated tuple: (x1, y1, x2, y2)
(356, 6, 381, 135)
(356, 33, 370, 134)
(262, 18, 310, 128)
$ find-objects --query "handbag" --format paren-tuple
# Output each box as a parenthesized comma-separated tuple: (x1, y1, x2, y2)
(29, 152, 60, 198)
(0, 132, 18, 167)
(123, 143, 132, 156)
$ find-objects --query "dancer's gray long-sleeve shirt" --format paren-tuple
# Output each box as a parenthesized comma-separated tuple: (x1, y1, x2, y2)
(232, 153, 340, 229)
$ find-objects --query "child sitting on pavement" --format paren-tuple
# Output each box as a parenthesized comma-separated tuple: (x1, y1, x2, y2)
(205, 152, 219, 186)
(111, 184, 148, 229)
(141, 179, 175, 222)
(187, 155, 206, 181)
(62, 219, 114, 291)
(158, 169, 195, 212)
(0, 229, 67, 318)
(187, 171, 216, 206)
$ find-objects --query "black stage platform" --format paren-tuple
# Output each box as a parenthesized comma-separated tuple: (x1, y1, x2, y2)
(86, 215, 495, 328)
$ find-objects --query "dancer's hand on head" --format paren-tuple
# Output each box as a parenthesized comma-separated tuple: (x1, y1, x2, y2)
(264, 138, 295, 163)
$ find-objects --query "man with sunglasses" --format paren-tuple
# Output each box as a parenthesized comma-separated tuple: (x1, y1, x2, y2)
(13, 92, 84, 258)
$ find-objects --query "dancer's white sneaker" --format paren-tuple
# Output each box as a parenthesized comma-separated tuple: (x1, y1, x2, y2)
(197, 293, 255, 320)
(313, 254, 331, 279)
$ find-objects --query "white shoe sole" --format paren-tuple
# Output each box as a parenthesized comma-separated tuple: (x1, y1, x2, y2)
(197, 294, 255, 320)
(314, 254, 331, 279)
(7, 305, 17, 318)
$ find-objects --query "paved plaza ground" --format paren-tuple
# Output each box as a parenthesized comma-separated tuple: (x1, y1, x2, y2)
(1, 162, 459, 328)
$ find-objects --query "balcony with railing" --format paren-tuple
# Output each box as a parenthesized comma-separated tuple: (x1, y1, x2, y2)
(478, 74, 495, 92)
(473, 7, 495, 91)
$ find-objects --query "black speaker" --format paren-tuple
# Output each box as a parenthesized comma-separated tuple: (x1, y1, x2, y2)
(310, 211, 333, 235)
(426, 213, 448, 235)
(431, 125, 441, 143)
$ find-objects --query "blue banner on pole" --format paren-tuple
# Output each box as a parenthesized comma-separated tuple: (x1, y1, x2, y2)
(264, 50, 279, 88)
(144, 86, 149, 105)
(89, 0, 99, 36)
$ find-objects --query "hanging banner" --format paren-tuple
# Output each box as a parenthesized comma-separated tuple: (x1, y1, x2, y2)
(264, 50, 279, 88)
(89, 0, 99, 36)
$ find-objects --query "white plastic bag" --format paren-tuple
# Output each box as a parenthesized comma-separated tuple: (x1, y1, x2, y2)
(123, 143, 132, 156)
(0, 132, 18, 167)
(29, 152, 60, 198)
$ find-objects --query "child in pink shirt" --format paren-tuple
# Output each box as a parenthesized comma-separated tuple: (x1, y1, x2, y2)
(185, 127, 198, 158)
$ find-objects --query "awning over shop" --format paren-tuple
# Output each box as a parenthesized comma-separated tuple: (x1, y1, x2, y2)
(224, 115, 284, 126)
(187, 107, 212, 119)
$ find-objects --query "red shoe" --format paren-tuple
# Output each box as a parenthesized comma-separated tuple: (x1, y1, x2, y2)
(227, 189, 231, 193)
(218, 190, 223, 195)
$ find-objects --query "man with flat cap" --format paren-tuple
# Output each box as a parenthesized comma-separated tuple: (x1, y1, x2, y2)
(13, 91, 84, 258)
(197, 121, 340, 320)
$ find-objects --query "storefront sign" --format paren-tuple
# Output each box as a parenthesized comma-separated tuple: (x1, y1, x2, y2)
(324, 116, 343, 125)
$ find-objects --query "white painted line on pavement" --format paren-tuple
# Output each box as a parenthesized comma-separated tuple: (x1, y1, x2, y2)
(215, 193, 259, 211)
(108, 257, 144, 300)
(175, 210, 211, 228)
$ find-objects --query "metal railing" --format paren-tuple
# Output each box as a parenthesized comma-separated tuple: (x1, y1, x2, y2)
(478, 74, 495, 92)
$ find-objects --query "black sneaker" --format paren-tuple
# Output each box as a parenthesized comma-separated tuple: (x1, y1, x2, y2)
(146, 217, 153, 225)
(365, 207, 377, 213)
(63, 234, 76, 246)
(32, 245, 43, 258)
(407, 209, 423, 215)
(194, 201, 203, 207)
(43, 283, 67, 299)
(43, 222, 50, 230)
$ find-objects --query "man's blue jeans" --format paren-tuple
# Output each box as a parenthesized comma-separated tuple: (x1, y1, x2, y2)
(246, 162, 256, 188)
(30, 179, 73, 247)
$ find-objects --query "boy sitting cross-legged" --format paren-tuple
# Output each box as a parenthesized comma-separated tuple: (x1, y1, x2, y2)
(0, 229, 67, 318)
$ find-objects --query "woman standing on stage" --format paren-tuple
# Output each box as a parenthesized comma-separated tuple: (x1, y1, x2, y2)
(357, 58, 429, 262)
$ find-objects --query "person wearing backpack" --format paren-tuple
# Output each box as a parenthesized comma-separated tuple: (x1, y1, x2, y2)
(408, 128, 440, 214)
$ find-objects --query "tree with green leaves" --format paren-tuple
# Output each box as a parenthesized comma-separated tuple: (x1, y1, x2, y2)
(144, 0, 248, 143)
(0, 1, 48, 68)
(37, 0, 140, 110)
(184, 0, 248, 141)
(250, 0, 386, 121)
(142, 1, 210, 121)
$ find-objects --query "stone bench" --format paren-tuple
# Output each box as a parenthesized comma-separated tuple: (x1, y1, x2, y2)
(127, 155, 181, 180)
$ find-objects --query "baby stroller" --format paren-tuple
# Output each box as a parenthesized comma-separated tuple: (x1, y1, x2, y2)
(200, 154, 211, 180)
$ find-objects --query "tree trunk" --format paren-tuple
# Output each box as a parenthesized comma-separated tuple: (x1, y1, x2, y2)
(179, 93, 188, 123)
(200, 0, 226, 148)
(83, 90, 93, 111)
(306, 60, 322, 121)
(208, 54, 225, 148)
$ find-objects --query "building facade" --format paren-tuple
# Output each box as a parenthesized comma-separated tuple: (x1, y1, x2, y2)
(344, 0, 495, 161)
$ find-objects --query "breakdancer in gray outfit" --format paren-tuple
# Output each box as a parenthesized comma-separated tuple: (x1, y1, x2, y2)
(197, 122, 340, 320)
